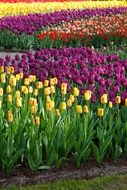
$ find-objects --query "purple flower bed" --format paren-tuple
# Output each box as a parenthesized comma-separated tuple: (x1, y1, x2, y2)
(1, 47, 127, 103)
(0, 7, 127, 35)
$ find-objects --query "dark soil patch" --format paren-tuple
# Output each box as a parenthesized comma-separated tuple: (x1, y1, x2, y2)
(0, 158, 127, 187)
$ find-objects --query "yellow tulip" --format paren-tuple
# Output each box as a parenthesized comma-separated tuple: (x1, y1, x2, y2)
(24, 78, 30, 86)
(36, 81, 43, 89)
(115, 96, 121, 104)
(61, 83, 67, 95)
(125, 99, 127, 107)
(0, 66, 4, 72)
(44, 87, 51, 95)
(55, 109, 60, 116)
(46, 102, 53, 111)
(46, 95, 51, 102)
(100, 94, 108, 104)
(16, 97, 22, 107)
(34, 116, 40, 125)
(84, 90, 92, 101)
(9, 75, 16, 86)
(7, 66, 14, 74)
(0, 88, 3, 96)
(51, 101, 55, 108)
(19, 72, 23, 80)
(1, 73, 6, 83)
(15, 90, 20, 98)
(53, 77, 58, 85)
(97, 108, 104, 117)
(69, 95, 75, 103)
(67, 99, 72, 107)
(50, 85, 55, 94)
(50, 78, 55, 86)
(60, 102, 66, 110)
(73, 87, 79, 97)
(28, 86, 33, 94)
(83, 105, 89, 113)
(76, 105, 83, 114)
(31, 106, 37, 114)
(29, 75, 36, 83)
(7, 95, 12, 102)
(23, 86, 28, 95)
(33, 88, 38, 96)
(6, 85, 12, 94)
(7, 111, 13, 123)
(44, 80, 49, 87)
(16, 74, 21, 81)
(0, 100, 2, 108)
(108, 101, 113, 108)
(29, 98, 37, 107)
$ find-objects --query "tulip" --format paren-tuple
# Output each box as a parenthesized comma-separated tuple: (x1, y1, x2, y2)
(84, 90, 92, 101)
(60, 102, 66, 110)
(108, 101, 113, 108)
(125, 98, 127, 107)
(7, 95, 12, 102)
(34, 116, 40, 126)
(100, 94, 108, 104)
(7, 111, 13, 123)
(67, 99, 72, 107)
(73, 87, 79, 97)
(6, 85, 11, 94)
(15, 91, 20, 98)
(97, 108, 104, 117)
(61, 83, 67, 95)
(69, 95, 75, 103)
(44, 87, 51, 95)
(16, 74, 21, 81)
(115, 96, 121, 104)
(55, 109, 60, 116)
(16, 97, 22, 107)
(0, 88, 3, 96)
(76, 105, 82, 114)
(0, 66, 4, 73)
(29, 98, 37, 107)
(31, 106, 37, 114)
(1, 73, 6, 83)
(36, 81, 43, 89)
(50, 85, 55, 94)
(46, 102, 53, 111)
(44, 80, 49, 87)
(33, 88, 38, 96)
(28, 86, 33, 94)
(83, 105, 89, 113)
(24, 78, 30, 86)
(9, 76, 16, 87)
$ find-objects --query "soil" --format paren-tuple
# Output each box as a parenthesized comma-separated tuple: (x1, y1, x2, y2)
(0, 158, 127, 187)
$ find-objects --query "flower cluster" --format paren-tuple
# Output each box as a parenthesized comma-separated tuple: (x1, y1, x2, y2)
(0, 1, 126, 17)
(37, 13, 127, 43)
(0, 7, 126, 35)
(0, 0, 85, 2)
(1, 47, 127, 103)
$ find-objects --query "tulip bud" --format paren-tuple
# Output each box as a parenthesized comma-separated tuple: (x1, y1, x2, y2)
(6, 85, 12, 94)
(34, 116, 40, 125)
(0, 88, 3, 96)
(9, 75, 16, 87)
(36, 81, 43, 89)
(31, 106, 37, 114)
(0, 66, 4, 73)
(46, 95, 51, 102)
(16, 74, 21, 81)
(24, 78, 30, 86)
(53, 77, 58, 85)
(28, 86, 33, 94)
(50, 85, 55, 94)
(33, 88, 38, 96)
(108, 101, 113, 108)
(61, 83, 67, 95)
(1, 73, 6, 83)
(83, 105, 89, 113)
(84, 90, 92, 101)
(44, 87, 51, 95)
(73, 87, 79, 97)
(69, 95, 75, 103)
(7, 111, 13, 123)
(15, 90, 20, 98)
(100, 94, 108, 104)
(55, 109, 60, 116)
(44, 80, 49, 87)
(16, 97, 22, 107)
(67, 99, 73, 107)
(115, 96, 121, 104)
(76, 105, 83, 114)
(97, 108, 104, 117)
(46, 102, 53, 111)
(60, 102, 66, 110)
(7, 95, 12, 102)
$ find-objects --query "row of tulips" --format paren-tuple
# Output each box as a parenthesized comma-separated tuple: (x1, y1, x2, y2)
(0, 47, 127, 103)
(0, 1, 126, 17)
(37, 13, 127, 46)
(0, 0, 86, 2)
(1, 65, 127, 174)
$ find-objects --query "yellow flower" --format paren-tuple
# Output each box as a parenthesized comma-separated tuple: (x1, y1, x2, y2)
(125, 99, 127, 107)
(7, 111, 13, 123)
(16, 74, 21, 81)
(15, 90, 20, 98)
(44, 87, 51, 95)
(50, 78, 55, 86)
(19, 72, 23, 80)
(108, 101, 113, 108)
(28, 86, 33, 94)
(51, 101, 55, 108)
(69, 95, 75, 103)
(60, 102, 66, 110)
(76, 105, 82, 114)
(46, 102, 53, 111)
(29, 75, 36, 83)
(0, 100, 2, 108)
(97, 108, 104, 117)
(44, 80, 49, 87)
(24, 78, 30, 86)
(55, 109, 60, 116)
(6, 85, 11, 94)
(7, 95, 12, 102)
(7, 66, 14, 74)
(83, 105, 89, 113)
(115, 96, 121, 104)
(29, 98, 37, 107)
(53, 77, 58, 85)
(67, 99, 72, 107)
(1, 73, 6, 83)
(9, 75, 16, 86)
(61, 83, 67, 95)
(100, 94, 108, 104)
(33, 88, 38, 96)
(73, 87, 79, 97)
(0, 66, 4, 72)
(50, 85, 55, 94)
(16, 97, 22, 107)
(34, 116, 40, 125)
(36, 81, 43, 89)
(0, 88, 3, 96)
(46, 95, 51, 102)
(31, 106, 37, 114)
(84, 90, 92, 101)
(22, 86, 28, 95)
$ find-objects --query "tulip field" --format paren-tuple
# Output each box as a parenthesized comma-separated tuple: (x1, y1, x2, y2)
(0, 0, 127, 176)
